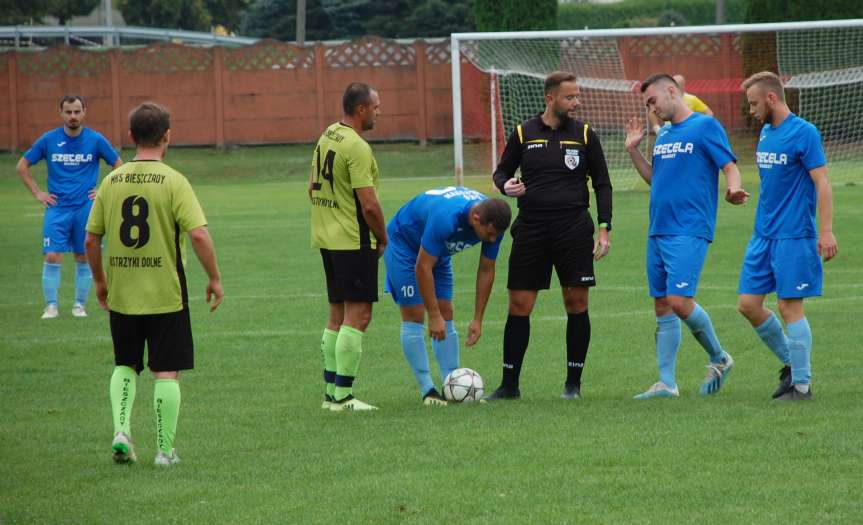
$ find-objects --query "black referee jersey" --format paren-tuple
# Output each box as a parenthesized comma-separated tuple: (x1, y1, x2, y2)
(492, 115, 612, 225)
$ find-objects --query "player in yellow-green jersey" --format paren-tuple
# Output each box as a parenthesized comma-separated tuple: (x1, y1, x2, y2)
(310, 83, 387, 411)
(85, 102, 223, 466)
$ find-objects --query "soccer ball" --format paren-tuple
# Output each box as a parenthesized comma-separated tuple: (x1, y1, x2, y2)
(442, 368, 484, 403)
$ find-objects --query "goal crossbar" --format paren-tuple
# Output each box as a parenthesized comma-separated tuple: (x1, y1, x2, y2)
(451, 18, 863, 185)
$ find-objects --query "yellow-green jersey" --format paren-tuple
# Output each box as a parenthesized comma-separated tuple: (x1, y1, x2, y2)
(683, 92, 711, 114)
(310, 122, 380, 250)
(86, 160, 207, 315)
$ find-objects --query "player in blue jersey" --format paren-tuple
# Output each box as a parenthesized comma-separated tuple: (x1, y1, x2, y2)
(17, 95, 122, 319)
(625, 74, 749, 399)
(736, 72, 838, 401)
(384, 187, 511, 405)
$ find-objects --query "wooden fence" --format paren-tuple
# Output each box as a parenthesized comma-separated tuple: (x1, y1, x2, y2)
(0, 37, 455, 151)
(0, 34, 752, 152)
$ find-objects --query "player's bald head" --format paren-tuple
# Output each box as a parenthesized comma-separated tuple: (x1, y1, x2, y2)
(342, 83, 375, 116)
(672, 74, 686, 89)
(742, 71, 786, 101)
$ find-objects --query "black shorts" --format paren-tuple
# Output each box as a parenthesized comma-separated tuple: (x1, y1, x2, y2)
(508, 209, 596, 290)
(320, 248, 379, 303)
(110, 308, 194, 374)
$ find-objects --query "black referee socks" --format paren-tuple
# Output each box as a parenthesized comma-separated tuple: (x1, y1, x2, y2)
(566, 311, 591, 388)
(502, 314, 530, 389)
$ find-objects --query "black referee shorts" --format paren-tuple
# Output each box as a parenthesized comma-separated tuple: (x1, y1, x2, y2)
(110, 308, 194, 374)
(320, 248, 379, 304)
(507, 209, 596, 290)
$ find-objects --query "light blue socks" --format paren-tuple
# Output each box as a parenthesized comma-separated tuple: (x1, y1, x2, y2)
(682, 303, 726, 364)
(432, 320, 460, 383)
(754, 312, 791, 365)
(786, 317, 812, 385)
(42, 262, 61, 306)
(656, 314, 681, 388)
(75, 261, 92, 305)
(400, 322, 434, 396)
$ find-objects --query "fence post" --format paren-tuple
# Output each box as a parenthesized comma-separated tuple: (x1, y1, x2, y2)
(213, 46, 226, 148)
(414, 40, 429, 146)
(9, 53, 19, 152)
(315, 43, 326, 133)
(110, 48, 122, 149)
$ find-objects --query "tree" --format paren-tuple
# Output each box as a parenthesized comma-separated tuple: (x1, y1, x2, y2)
(242, 0, 473, 40)
(343, 0, 474, 39)
(120, 0, 211, 31)
(50, 0, 101, 25)
(405, 0, 474, 38)
(746, 0, 863, 23)
(475, 0, 556, 32)
(322, 0, 371, 39)
(0, 0, 51, 25)
(362, 0, 412, 37)
(656, 9, 688, 27)
(205, 0, 252, 31)
(241, 0, 333, 41)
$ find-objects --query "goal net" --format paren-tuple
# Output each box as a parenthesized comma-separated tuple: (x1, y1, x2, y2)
(451, 20, 863, 189)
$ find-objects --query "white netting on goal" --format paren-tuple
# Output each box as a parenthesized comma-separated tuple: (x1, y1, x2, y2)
(779, 28, 863, 183)
(453, 21, 863, 189)
(459, 37, 645, 190)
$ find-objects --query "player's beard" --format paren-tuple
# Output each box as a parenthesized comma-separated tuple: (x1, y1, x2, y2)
(553, 105, 573, 125)
(66, 121, 81, 129)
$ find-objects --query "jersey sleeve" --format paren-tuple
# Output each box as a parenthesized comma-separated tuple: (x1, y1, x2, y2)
(686, 94, 711, 114)
(586, 126, 613, 225)
(703, 118, 737, 169)
(97, 134, 120, 166)
(173, 177, 208, 232)
(23, 133, 48, 165)
(86, 182, 106, 235)
(799, 123, 827, 171)
(480, 234, 503, 260)
(346, 142, 376, 189)
(420, 210, 456, 258)
(492, 128, 523, 193)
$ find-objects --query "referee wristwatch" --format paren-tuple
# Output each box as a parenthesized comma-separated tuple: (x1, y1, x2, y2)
(598, 222, 611, 232)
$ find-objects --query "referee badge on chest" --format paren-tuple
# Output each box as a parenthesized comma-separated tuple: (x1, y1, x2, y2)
(564, 149, 580, 170)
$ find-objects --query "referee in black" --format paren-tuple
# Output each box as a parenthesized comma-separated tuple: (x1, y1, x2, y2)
(484, 71, 613, 401)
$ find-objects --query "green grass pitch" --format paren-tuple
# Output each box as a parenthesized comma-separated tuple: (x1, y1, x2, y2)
(1, 144, 861, 523)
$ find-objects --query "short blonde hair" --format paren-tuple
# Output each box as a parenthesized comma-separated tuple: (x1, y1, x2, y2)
(742, 71, 785, 101)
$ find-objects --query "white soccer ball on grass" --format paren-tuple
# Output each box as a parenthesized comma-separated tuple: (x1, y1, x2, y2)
(442, 368, 484, 403)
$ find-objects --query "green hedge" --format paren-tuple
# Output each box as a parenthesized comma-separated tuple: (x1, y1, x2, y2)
(558, 0, 863, 30)
(559, 0, 746, 29)
(475, 0, 557, 31)
(746, 0, 863, 23)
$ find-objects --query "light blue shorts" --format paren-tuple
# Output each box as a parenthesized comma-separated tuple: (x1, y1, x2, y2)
(384, 241, 453, 307)
(43, 202, 92, 254)
(646, 235, 710, 298)
(738, 235, 822, 299)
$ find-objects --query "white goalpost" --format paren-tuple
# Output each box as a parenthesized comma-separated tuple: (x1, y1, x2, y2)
(451, 19, 863, 188)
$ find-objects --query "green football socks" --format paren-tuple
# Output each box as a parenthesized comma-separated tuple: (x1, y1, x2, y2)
(154, 379, 181, 454)
(321, 328, 338, 398)
(110, 366, 137, 436)
(334, 325, 364, 401)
